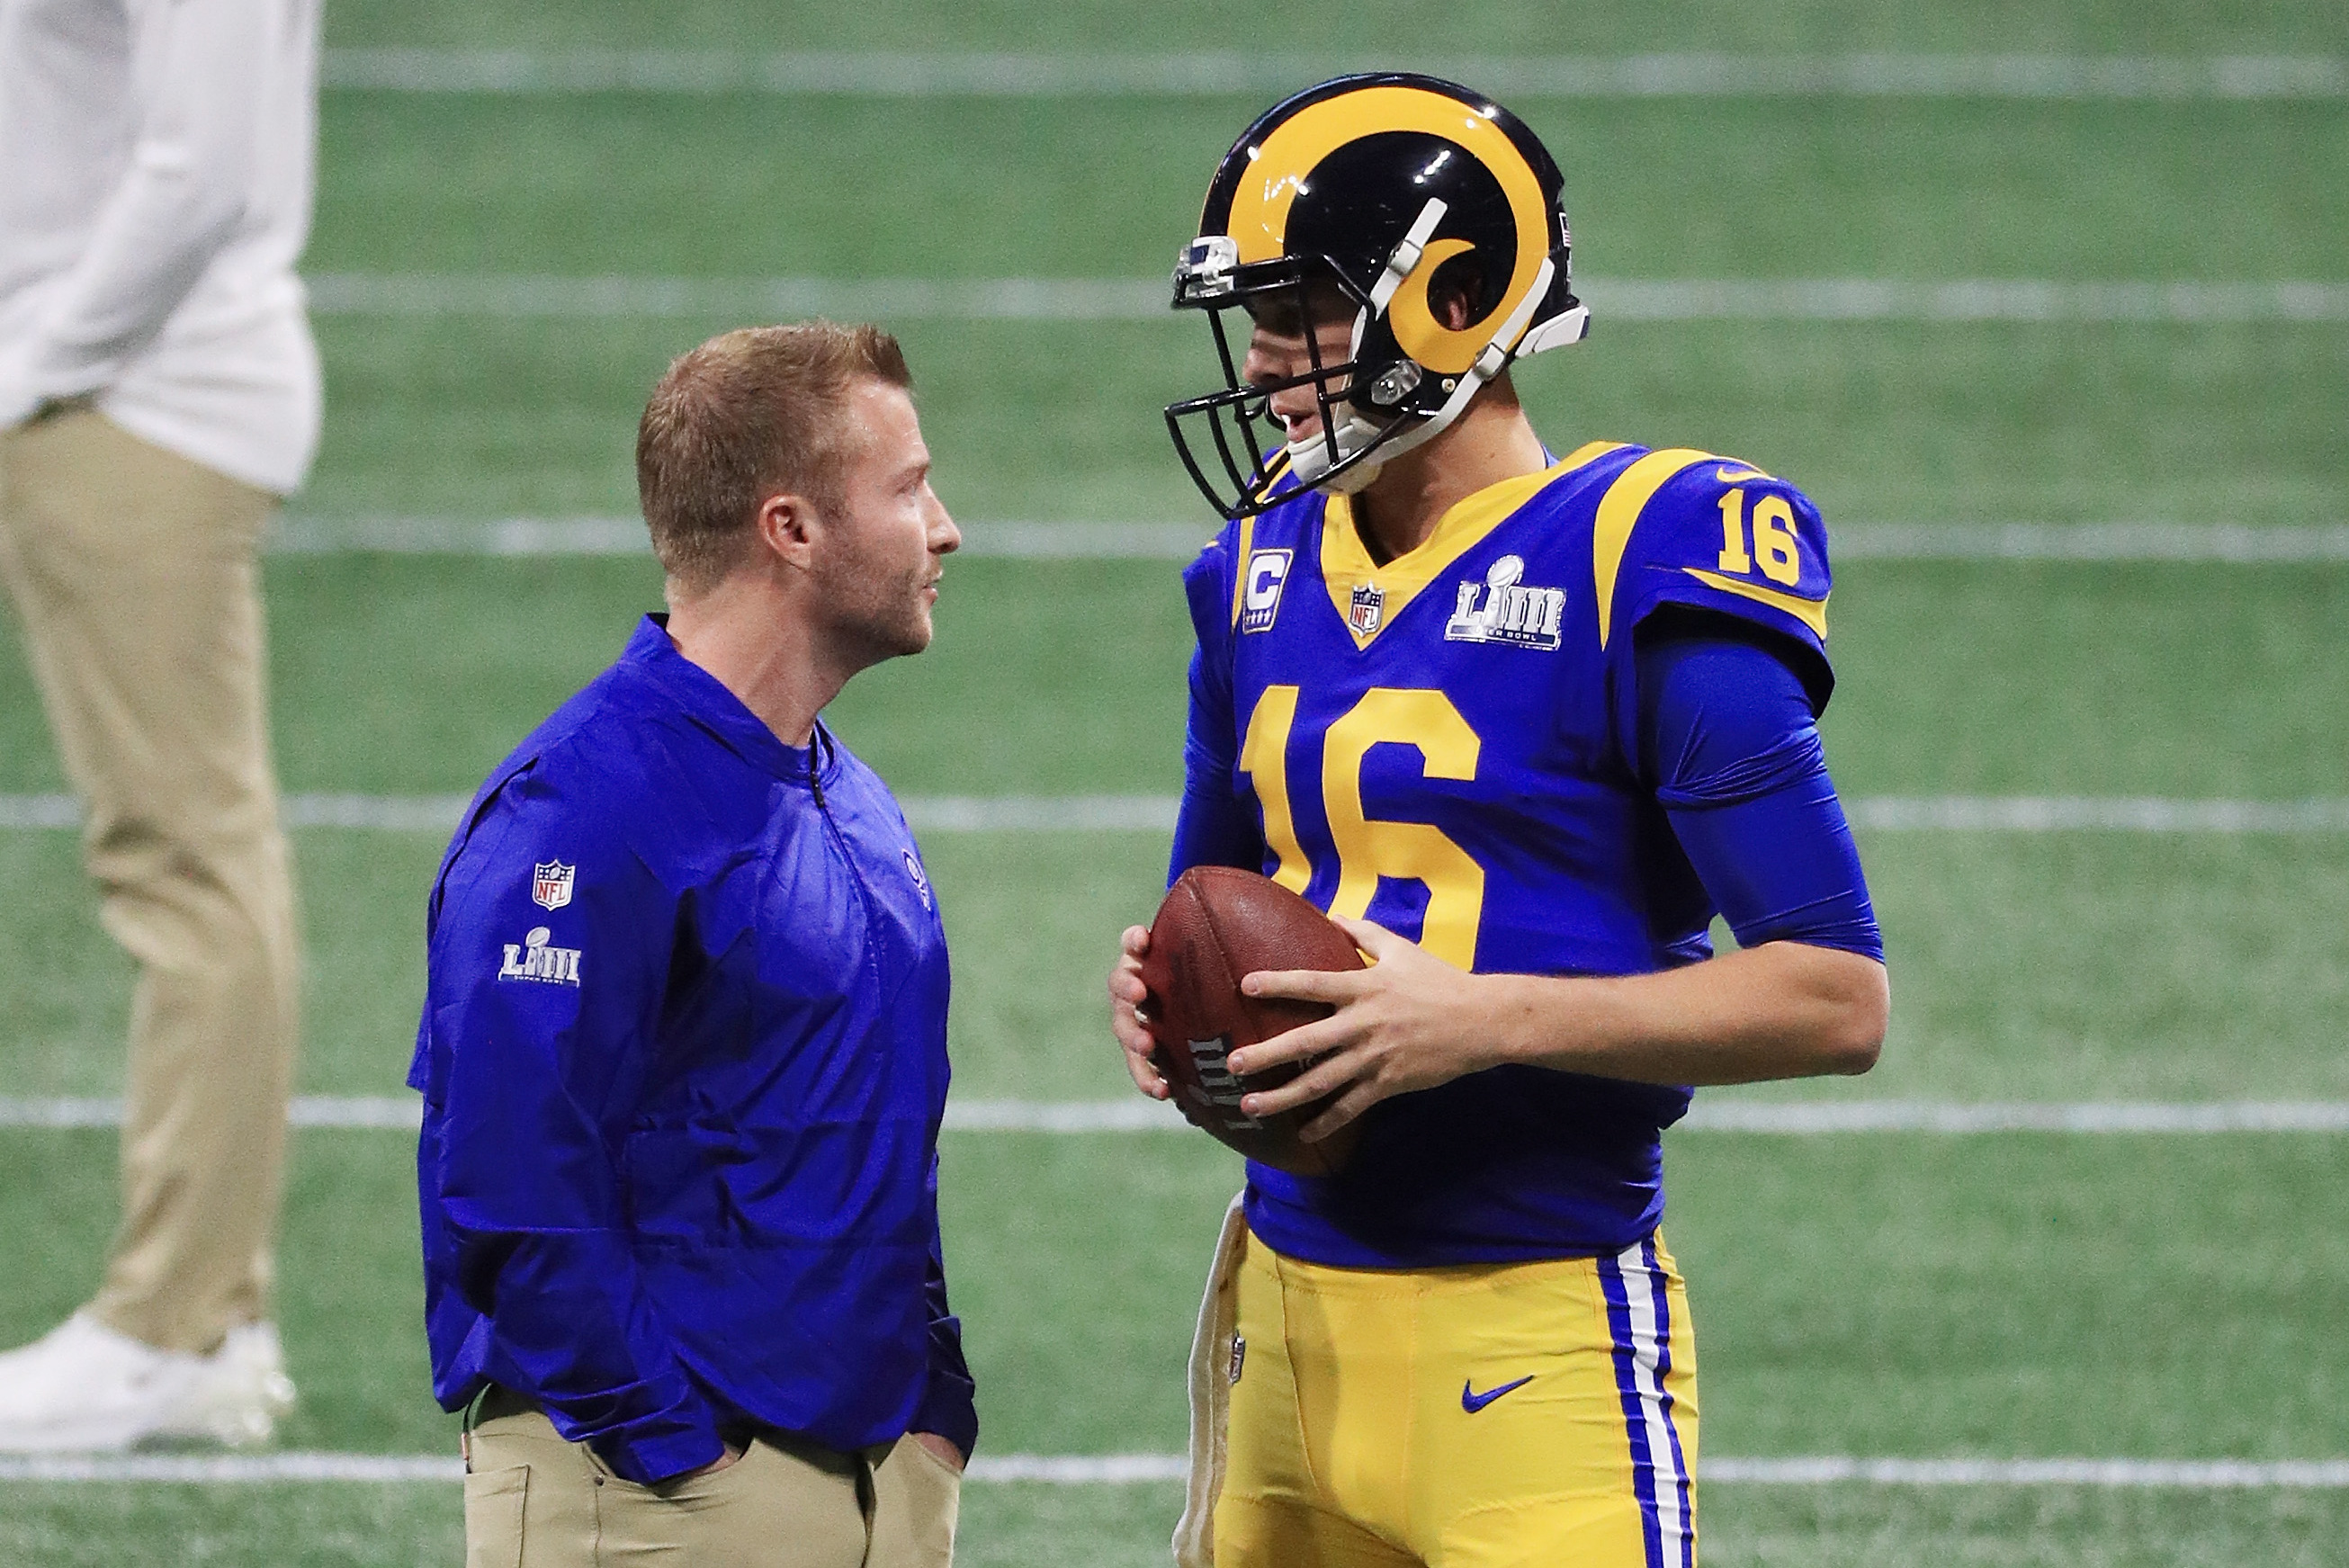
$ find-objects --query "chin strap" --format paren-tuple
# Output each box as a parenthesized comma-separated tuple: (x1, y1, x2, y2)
(1290, 255, 1559, 495)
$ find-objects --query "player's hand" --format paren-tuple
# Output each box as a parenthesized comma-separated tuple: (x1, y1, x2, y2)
(1107, 925, 1171, 1100)
(686, 1438, 748, 1478)
(1229, 917, 1501, 1142)
(912, 1430, 967, 1474)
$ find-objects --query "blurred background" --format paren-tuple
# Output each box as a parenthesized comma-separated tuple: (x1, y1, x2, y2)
(2, 1, 2345, 1563)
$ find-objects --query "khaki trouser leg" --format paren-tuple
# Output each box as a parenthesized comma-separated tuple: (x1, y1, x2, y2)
(865, 1435, 961, 1568)
(466, 1407, 966, 1568)
(0, 408, 299, 1355)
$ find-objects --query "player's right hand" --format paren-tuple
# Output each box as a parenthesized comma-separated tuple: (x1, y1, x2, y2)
(686, 1439, 747, 1479)
(1107, 925, 1171, 1100)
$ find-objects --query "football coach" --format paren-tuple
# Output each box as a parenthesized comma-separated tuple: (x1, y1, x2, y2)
(411, 321, 975, 1567)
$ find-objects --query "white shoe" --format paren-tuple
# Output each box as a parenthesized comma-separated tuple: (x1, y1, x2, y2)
(0, 1313, 297, 1452)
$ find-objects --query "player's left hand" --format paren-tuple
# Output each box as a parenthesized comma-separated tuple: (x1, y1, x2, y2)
(1229, 916, 1502, 1142)
(911, 1430, 967, 1474)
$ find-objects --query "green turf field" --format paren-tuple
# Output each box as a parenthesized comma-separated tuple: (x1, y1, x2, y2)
(2, 0, 2345, 1563)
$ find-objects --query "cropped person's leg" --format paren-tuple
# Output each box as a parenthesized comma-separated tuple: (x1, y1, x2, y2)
(863, 1433, 962, 1568)
(0, 411, 299, 1432)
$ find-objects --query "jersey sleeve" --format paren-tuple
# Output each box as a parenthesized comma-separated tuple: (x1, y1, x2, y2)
(412, 760, 723, 1483)
(1170, 530, 1269, 882)
(1636, 632, 1883, 960)
(1601, 454, 1837, 775)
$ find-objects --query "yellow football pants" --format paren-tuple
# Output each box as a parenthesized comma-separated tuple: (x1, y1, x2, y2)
(1215, 1224, 1698, 1568)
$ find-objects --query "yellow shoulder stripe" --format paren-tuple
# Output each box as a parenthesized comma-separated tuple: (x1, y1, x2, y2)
(1592, 448, 1716, 649)
(1558, 439, 1630, 470)
(1683, 569, 1831, 638)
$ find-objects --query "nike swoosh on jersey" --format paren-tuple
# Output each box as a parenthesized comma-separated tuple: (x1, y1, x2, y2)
(1716, 465, 1771, 482)
(1461, 1375, 1535, 1413)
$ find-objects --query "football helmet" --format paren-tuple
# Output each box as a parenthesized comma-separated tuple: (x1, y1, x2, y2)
(1165, 73, 1589, 519)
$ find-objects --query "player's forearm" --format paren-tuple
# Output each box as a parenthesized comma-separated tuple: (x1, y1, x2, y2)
(1486, 941, 1887, 1086)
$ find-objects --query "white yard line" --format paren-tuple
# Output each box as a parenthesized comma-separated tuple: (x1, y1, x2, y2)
(260, 516, 2349, 562)
(303, 273, 1165, 320)
(0, 1098, 429, 1130)
(1830, 523, 2349, 562)
(1675, 1101, 2349, 1133)
(4, 1098, 2345, 1135)
(0, 1454, 463, 1483)
(11, 794, 2349, 836)
(1702, 1457, 2349, 1487)
(302, 273, 2349, 323)
(268, 515, 654, 557)
(1842, 797, 2349, 832)
(902, 795, 1181, 832)
(0, 1450, 2342, 1486)
(316, 50, 2349, 100)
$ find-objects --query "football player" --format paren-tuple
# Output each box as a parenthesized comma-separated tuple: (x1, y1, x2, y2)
(1107, 75, 1889, 1568)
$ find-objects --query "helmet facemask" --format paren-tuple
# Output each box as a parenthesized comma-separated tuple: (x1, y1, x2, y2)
(1163, 244, 1416, 520)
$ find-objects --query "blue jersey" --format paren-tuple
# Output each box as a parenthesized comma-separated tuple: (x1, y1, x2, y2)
(410, 617, 976, 1483)
(1177, 442, 1838, 1268)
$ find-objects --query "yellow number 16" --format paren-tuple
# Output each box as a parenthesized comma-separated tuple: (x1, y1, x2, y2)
(1238, 685, 1486, 968)
(1717, 488, 1802, 586)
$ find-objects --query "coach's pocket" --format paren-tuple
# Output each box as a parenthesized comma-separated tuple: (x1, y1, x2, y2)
(462, 1465, 529, 1568)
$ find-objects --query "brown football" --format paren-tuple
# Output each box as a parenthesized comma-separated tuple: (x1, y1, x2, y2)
(1137, 865, 1365, 1177)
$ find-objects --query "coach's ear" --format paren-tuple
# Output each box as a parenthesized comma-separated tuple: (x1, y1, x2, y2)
(753, 489, 824, 575)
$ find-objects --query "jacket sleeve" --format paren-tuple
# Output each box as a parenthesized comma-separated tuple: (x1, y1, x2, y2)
(1169, 535, 1269, 882)
(909, 1154, 980, 1458)
(415, 768, 726, 1484)
(5, 0, 311, 425)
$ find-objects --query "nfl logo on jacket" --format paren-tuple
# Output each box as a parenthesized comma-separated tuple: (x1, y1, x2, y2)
(531, 861, 574, 910)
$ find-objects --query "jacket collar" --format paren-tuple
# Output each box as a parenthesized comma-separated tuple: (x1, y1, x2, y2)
(621, 614, 835, 787)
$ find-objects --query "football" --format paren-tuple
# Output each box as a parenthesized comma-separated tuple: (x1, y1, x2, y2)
(1137, 865, 1365, 1177)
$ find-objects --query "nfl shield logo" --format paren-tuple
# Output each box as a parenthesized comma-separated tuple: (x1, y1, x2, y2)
(531, 861, 575, 910)
(1348, 583, 1385, 637)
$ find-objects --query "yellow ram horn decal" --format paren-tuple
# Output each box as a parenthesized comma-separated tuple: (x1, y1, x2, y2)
(1384, 236, 1490, 376)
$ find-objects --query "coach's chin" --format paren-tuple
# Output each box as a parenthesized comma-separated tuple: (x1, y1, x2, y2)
(414, 321, 973, 1568)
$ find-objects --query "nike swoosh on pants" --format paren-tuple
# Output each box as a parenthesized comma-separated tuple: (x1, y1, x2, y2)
(1461, 1375, 1535, 1413)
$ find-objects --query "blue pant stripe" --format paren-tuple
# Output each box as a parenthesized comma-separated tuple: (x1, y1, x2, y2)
(1597, 1249, 1667, 1568)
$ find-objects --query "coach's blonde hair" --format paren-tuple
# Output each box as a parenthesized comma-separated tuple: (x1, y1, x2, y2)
(635, 321, 911, 592)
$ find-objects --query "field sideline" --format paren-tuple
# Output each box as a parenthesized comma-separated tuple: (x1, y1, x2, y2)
(1, 0, 2344, 1564)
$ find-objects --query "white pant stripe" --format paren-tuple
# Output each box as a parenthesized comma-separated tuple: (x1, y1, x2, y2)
(1616, 1241, 1693, 1564)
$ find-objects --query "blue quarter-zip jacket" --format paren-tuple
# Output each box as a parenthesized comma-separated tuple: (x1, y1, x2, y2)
(409, 616, 977, 1484)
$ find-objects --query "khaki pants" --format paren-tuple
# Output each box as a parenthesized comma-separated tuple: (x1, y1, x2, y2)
(0, 408, 300, 1356)
(463, 1403, 962, 1568)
